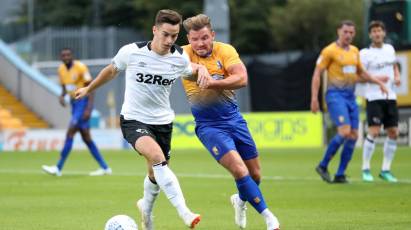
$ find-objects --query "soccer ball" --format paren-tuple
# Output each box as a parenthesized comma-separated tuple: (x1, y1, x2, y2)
(104, 215, 138, 230)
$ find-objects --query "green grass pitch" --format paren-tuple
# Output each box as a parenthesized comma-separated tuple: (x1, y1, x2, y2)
(0, 147, 410, 229)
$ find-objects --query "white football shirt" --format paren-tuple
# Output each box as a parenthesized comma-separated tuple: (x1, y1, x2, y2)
(112, 41, 193, 124)
(357, 43, 397, 101)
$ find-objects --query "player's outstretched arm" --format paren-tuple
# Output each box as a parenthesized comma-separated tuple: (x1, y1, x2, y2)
(189, 63, 213, 89)
(394, 63, 401, 86)
(75, 64, 118, 99)
(310, 66, 324, 113)
(207, 63, 247, 90)
(59, 84, 67, 107)
(359, 70, 389, 95)
(82, 81, 94, 120)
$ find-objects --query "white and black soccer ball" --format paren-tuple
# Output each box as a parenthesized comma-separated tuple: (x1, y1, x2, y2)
(104, 215, 138, 230)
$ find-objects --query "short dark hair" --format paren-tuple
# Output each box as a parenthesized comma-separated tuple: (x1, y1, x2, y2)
(338, 20, 355, 29)
(60, 47, 72, 53)
(368, 20, 386, 32)
(155, 9, 182, 26)
(183, 14, 212, 32)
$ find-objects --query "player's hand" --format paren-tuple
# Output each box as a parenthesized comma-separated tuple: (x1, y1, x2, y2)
(75, 87, 89, 99)
(379, 83, 389, 96)
(394, 77, 401, 86)
(59, 95, 66, 107)
(199, 75, 216, 89)
(83, 110, 91, 120)
(377, 75, 390, 83)
(310, 99, 319, 113)
(197, 66, 213, 89)
(197, 74, 209, 89)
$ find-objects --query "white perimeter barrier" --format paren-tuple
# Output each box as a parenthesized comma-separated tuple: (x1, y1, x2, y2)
(1, 129, 127, 151)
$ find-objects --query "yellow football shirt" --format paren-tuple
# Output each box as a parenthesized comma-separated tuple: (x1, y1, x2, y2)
(182, 42, 243, 121)
(58, 60, 92, 98)
(182, 42, 242, 104)
(317, 42, 364, 90)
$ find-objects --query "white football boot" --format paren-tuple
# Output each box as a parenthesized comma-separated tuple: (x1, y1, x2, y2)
(265, 213, 280, 230)
(230, 194, 247, 229)
(180, 211, 201, 229)
(89, 168, 112, 176)
(137, 199, 153, 230)
(42, 165, 62, 176)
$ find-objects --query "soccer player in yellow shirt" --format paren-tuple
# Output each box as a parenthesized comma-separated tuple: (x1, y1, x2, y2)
(42, 48, 111, 176)
(311, 20, 387, 183)
(182, 14, 280, 230)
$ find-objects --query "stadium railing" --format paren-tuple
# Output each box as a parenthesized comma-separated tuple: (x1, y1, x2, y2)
(0, 39, 70, 128)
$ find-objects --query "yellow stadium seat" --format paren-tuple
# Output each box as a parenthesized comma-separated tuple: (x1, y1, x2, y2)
(0, 117, 25, 130)
(0, 84, 48, 129)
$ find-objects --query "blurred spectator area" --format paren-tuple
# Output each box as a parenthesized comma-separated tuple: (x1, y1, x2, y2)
(12, 26, 144, 62)
(244, 51, 318, 112)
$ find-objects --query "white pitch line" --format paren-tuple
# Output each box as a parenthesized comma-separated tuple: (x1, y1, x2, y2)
(1, 169, 411, 184)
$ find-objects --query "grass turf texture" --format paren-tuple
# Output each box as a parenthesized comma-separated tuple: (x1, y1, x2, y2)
(0, 148, 410, 229)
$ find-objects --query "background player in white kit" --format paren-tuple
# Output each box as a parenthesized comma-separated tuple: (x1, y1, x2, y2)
(75, 9, 209, 229)
(358, 20, 401, 182)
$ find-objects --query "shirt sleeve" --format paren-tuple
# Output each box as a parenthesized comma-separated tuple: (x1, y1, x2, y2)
(357, 50, 366, 73)
(388, 44, 397, 62)
(181, 51, 193, 77)
(79, 62, 92, 82)
(222, 44, 242, 69)
(359, 49, 369, 69)
(112, 44, 132, 71)
(57, 66, 65, 85)
(316, 48, 332, 69)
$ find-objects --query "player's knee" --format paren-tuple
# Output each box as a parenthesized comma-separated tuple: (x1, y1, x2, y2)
(80, 131, 92, 142)
(338, 127, 351, 138)
(339, 131, 351, 138)
(250, 172, 261, 184)
(350, 132, 358, 140)
(368, 132, 379, 139)
(81, 135, 92, 143)
(80, 134, 92, 143)
(248, 167, 261, 182)
(222, 160, 248, 179)
(231, 164, 249, 179)
(139, 146, 165, 164)
(150, 154, 166, 165)
(387, 129, 398, 139)
(367, 127, 380, 138)
(67, 129, 77, 138)
(219, 151, 249, 178)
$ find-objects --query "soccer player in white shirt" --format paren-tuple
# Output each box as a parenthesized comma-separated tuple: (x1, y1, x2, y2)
(75, 9, 209, 229)
(359, 20, 401, 183)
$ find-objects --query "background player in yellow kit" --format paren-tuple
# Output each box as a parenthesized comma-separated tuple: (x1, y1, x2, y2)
(42, 48, 111, 176)
(311, 20, 387, 183)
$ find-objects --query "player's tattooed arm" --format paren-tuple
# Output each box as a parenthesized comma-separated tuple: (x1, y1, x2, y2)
(209, 63, 247, 90)
(199, 62, 247, 90)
